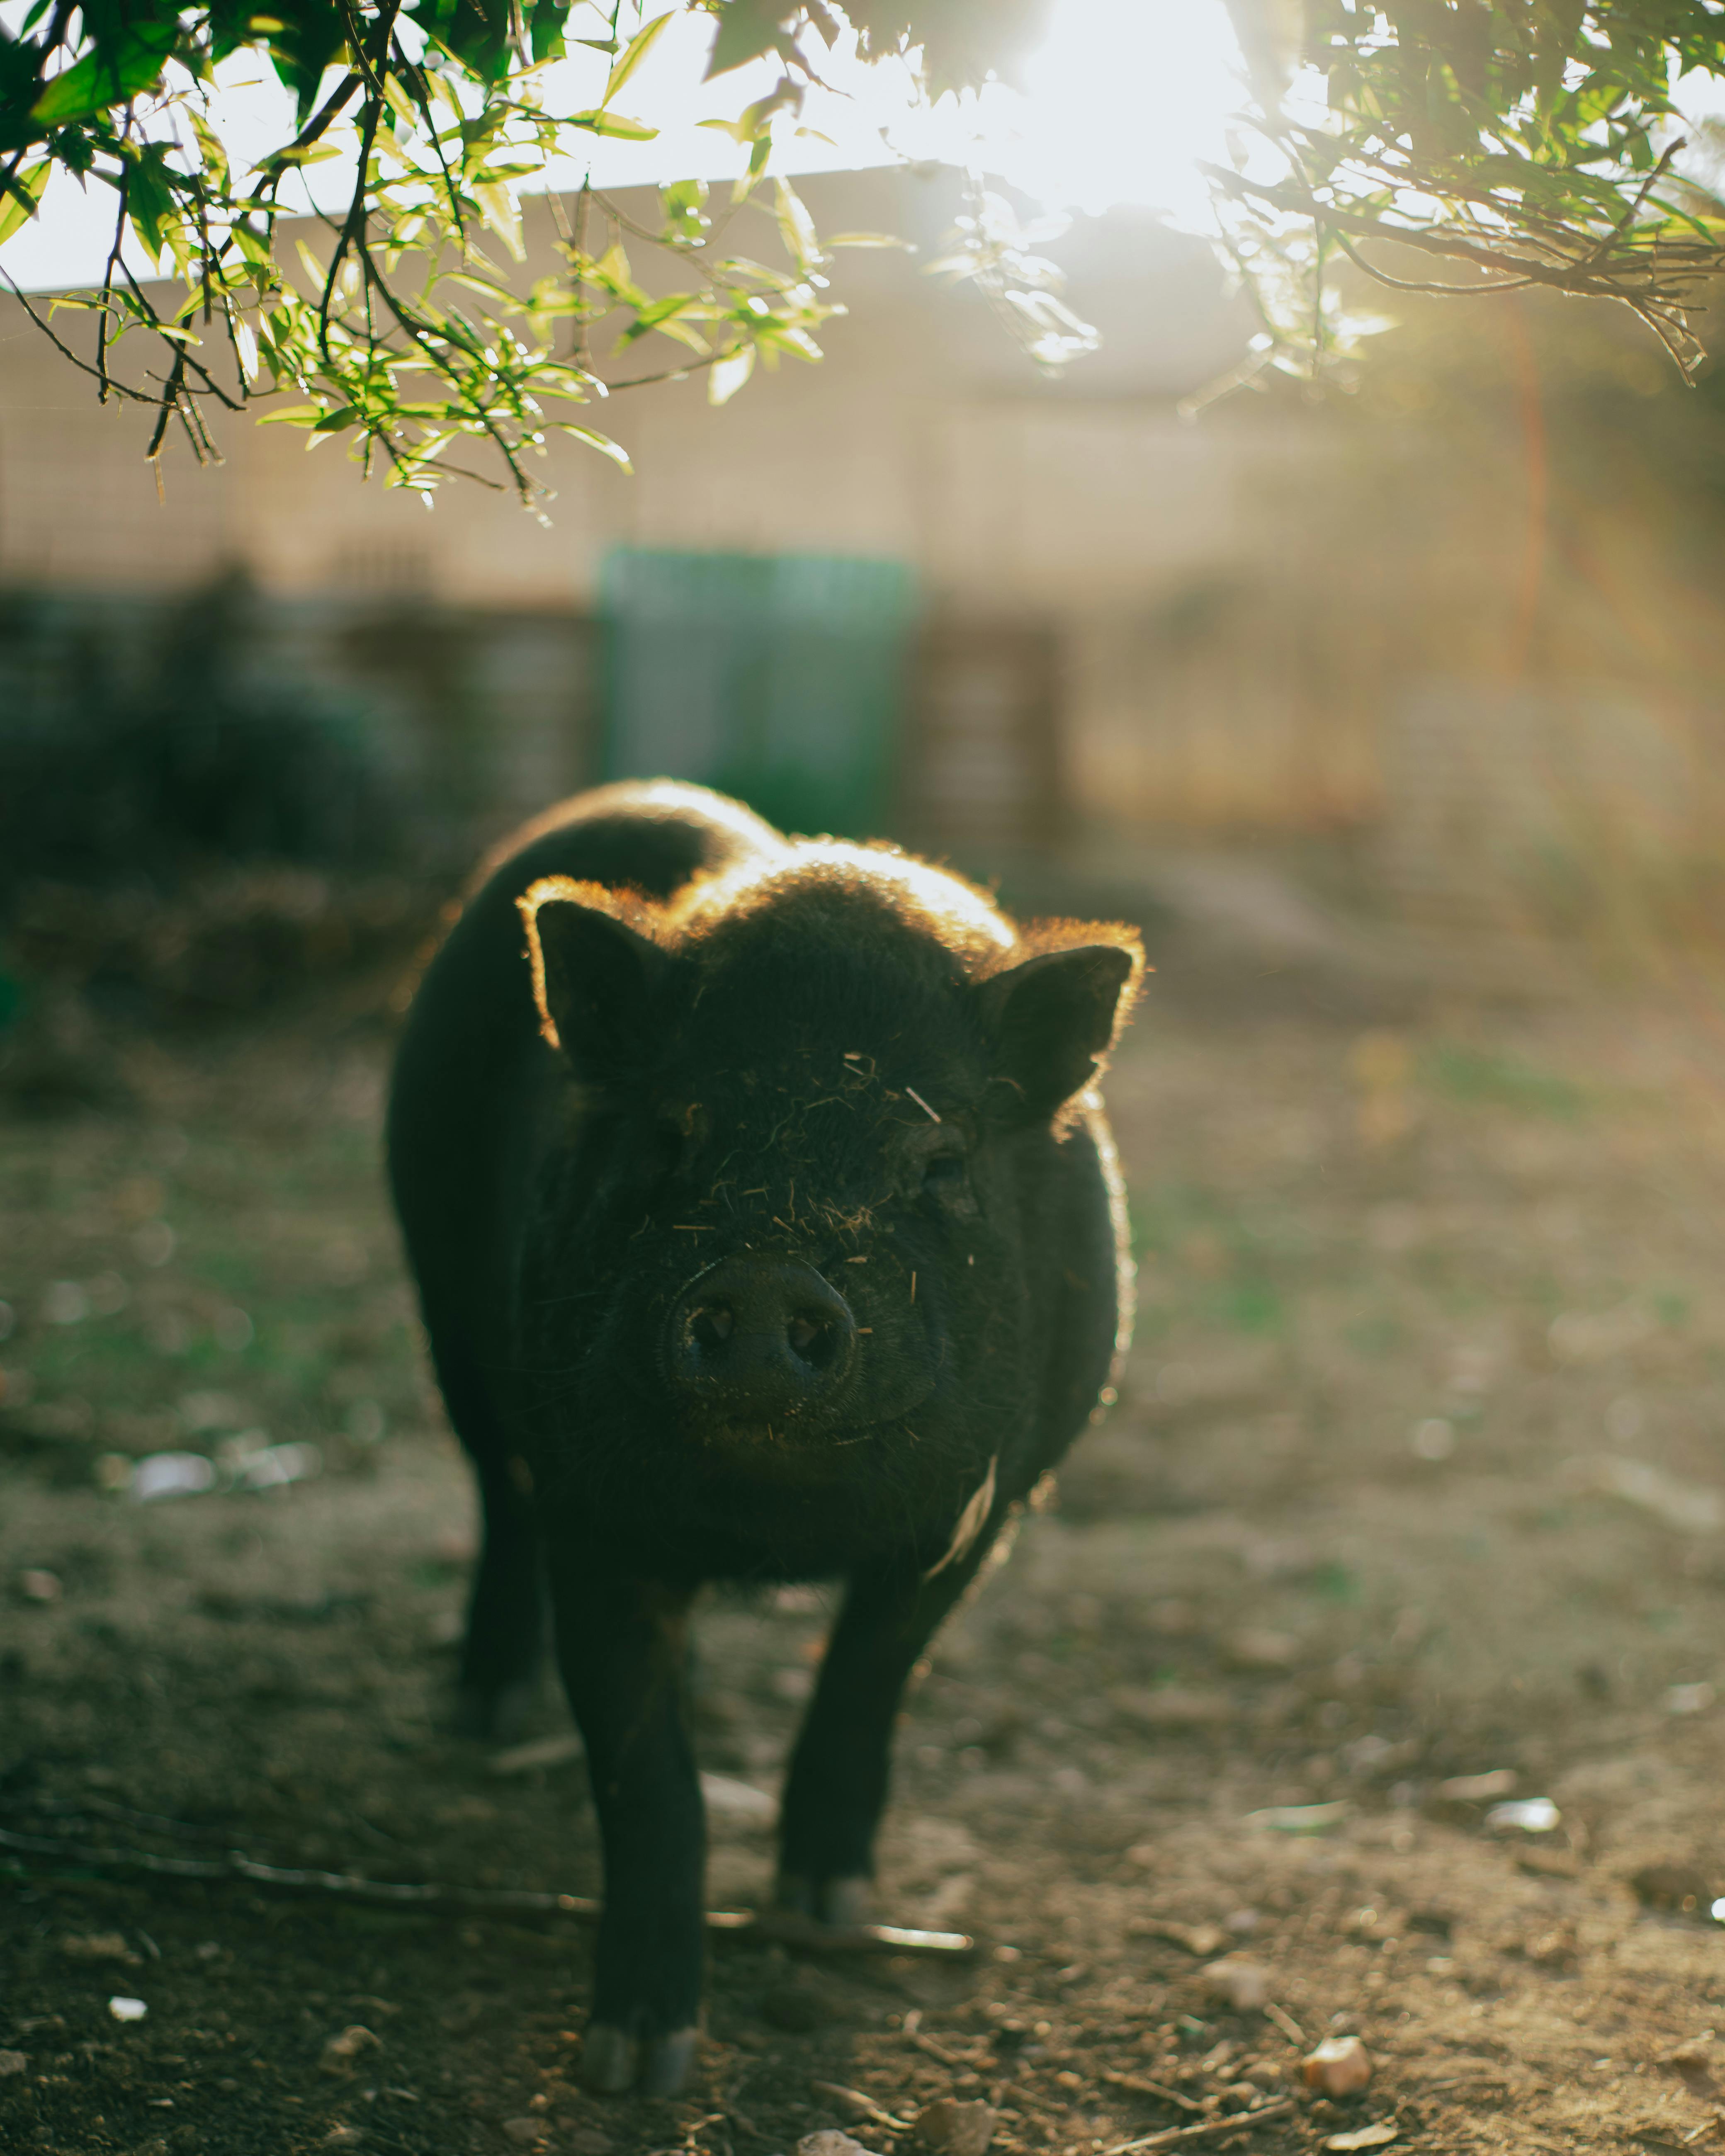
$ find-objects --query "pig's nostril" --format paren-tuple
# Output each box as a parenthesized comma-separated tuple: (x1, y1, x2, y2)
(690, 1304, 734, 1350)
(787, 1311, 841, 1370)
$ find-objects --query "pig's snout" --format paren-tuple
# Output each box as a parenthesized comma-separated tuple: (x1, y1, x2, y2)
(665, 1256, 857, 1415)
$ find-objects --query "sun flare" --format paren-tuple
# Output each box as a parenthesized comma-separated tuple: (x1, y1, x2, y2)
(910, 0, 1245, 225)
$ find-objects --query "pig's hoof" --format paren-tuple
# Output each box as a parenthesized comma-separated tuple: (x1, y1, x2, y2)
(580, 2022, 698, 2096)
(774, 1873, 875, 1927)
(580, 2022, 639, 2094)
(643, 2027, 699, 2097)
(450, 1674, 539, 1743)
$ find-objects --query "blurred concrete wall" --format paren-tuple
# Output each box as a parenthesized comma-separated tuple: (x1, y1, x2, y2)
(7, 162, 1725, 939)
(0, 166, 1288, 847)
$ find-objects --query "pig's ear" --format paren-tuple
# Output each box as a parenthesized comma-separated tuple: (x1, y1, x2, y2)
(975, 934, 1143, 1118)
(520, 877, 671, 1069)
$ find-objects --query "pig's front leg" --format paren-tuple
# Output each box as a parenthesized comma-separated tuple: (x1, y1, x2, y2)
(545, 1543, 704, 2097)
(775, 1523, 1003, 1925)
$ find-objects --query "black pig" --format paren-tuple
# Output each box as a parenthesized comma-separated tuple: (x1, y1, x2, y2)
(386, 781, 1142, 2095)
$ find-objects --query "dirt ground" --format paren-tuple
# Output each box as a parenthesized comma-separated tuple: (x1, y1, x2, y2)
(6, 935, 1725, 2156)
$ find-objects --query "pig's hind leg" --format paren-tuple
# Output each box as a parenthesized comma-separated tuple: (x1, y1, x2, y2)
(775, 1527, 1003, 1926)
(454, 1443, 547, 1739)
(426, 1332, 548, 1741)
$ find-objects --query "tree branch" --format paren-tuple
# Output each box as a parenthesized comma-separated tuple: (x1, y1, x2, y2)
(145, 342, 187, 461)
(0, 1821, 974, 1956)
(97, 165, 131, 403)
(0, 265, 164, 408)
(318, 1, 401, 366)
(1204, 162, 1725, 302)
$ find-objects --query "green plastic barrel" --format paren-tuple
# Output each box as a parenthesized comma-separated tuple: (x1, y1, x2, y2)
(598, 549, 917, 840)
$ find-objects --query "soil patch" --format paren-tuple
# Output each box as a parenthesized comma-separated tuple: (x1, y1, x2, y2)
(5, 983, 1725, 2154)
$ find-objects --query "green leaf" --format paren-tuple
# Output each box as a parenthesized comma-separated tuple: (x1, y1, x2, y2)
(528, 359, 600, 391)
(31, 22, 177, 124)
(0, 160, 50, 248)
(256, 139, 345, 175)
(555, 422, 632, 468)
(705, 0, 794, 80)
(233, 315, 259, 383)
(231, 222, 274, 268)
(260, 0, 347, 122)
(295, 238, 330, 291)
(586, 240, 646, 304)
(629, 289, 701, 328)
(525, 0, 572, 64)
(604, 12, 674, 104)
(51, 127, 96, 177)
(660, 176, 709, 242)
(474, 180, 525, 260)
(437, 270, 518, 303)
(639, 315, 710, 352)
(567, 108, 659, 140)
(731, 126, 774, 205)
(381, 73, 425, 134)
(707, 342, 754, 404)
(773, 176, 819, 270)
(424, 0, 516, 92)
(123, 142, 181, 262)
(617, 290, 713, 350)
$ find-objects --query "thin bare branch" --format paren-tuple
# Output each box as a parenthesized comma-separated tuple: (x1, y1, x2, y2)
(1205, 163, 1725, 304)
(0, 1821, 974, 1957)
(145, 343, 187, 461)
(97, 165, 131, 402)
(120, 262, 247, 410)
(1329, 227, 1537, 298)
(318, 0, 402, 366)
(0, 266, 163, 408)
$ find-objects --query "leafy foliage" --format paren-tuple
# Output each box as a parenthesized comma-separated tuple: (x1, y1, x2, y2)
(1217, 0, 1725, 386)
(0, 0, 1047, 506)
(5, 1, 1725, 498)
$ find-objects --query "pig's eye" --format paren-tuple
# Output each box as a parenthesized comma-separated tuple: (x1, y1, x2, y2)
(920, 1147, 968, 1200)
(645, 1102, 705, 1185)
(903, 1125, 975, 1216)
(646, 1118, 685, 1182)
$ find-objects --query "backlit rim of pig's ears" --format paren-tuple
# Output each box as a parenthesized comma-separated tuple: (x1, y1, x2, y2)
(974, 927, 1145, 1120)
(518, 876, 672, 1064)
